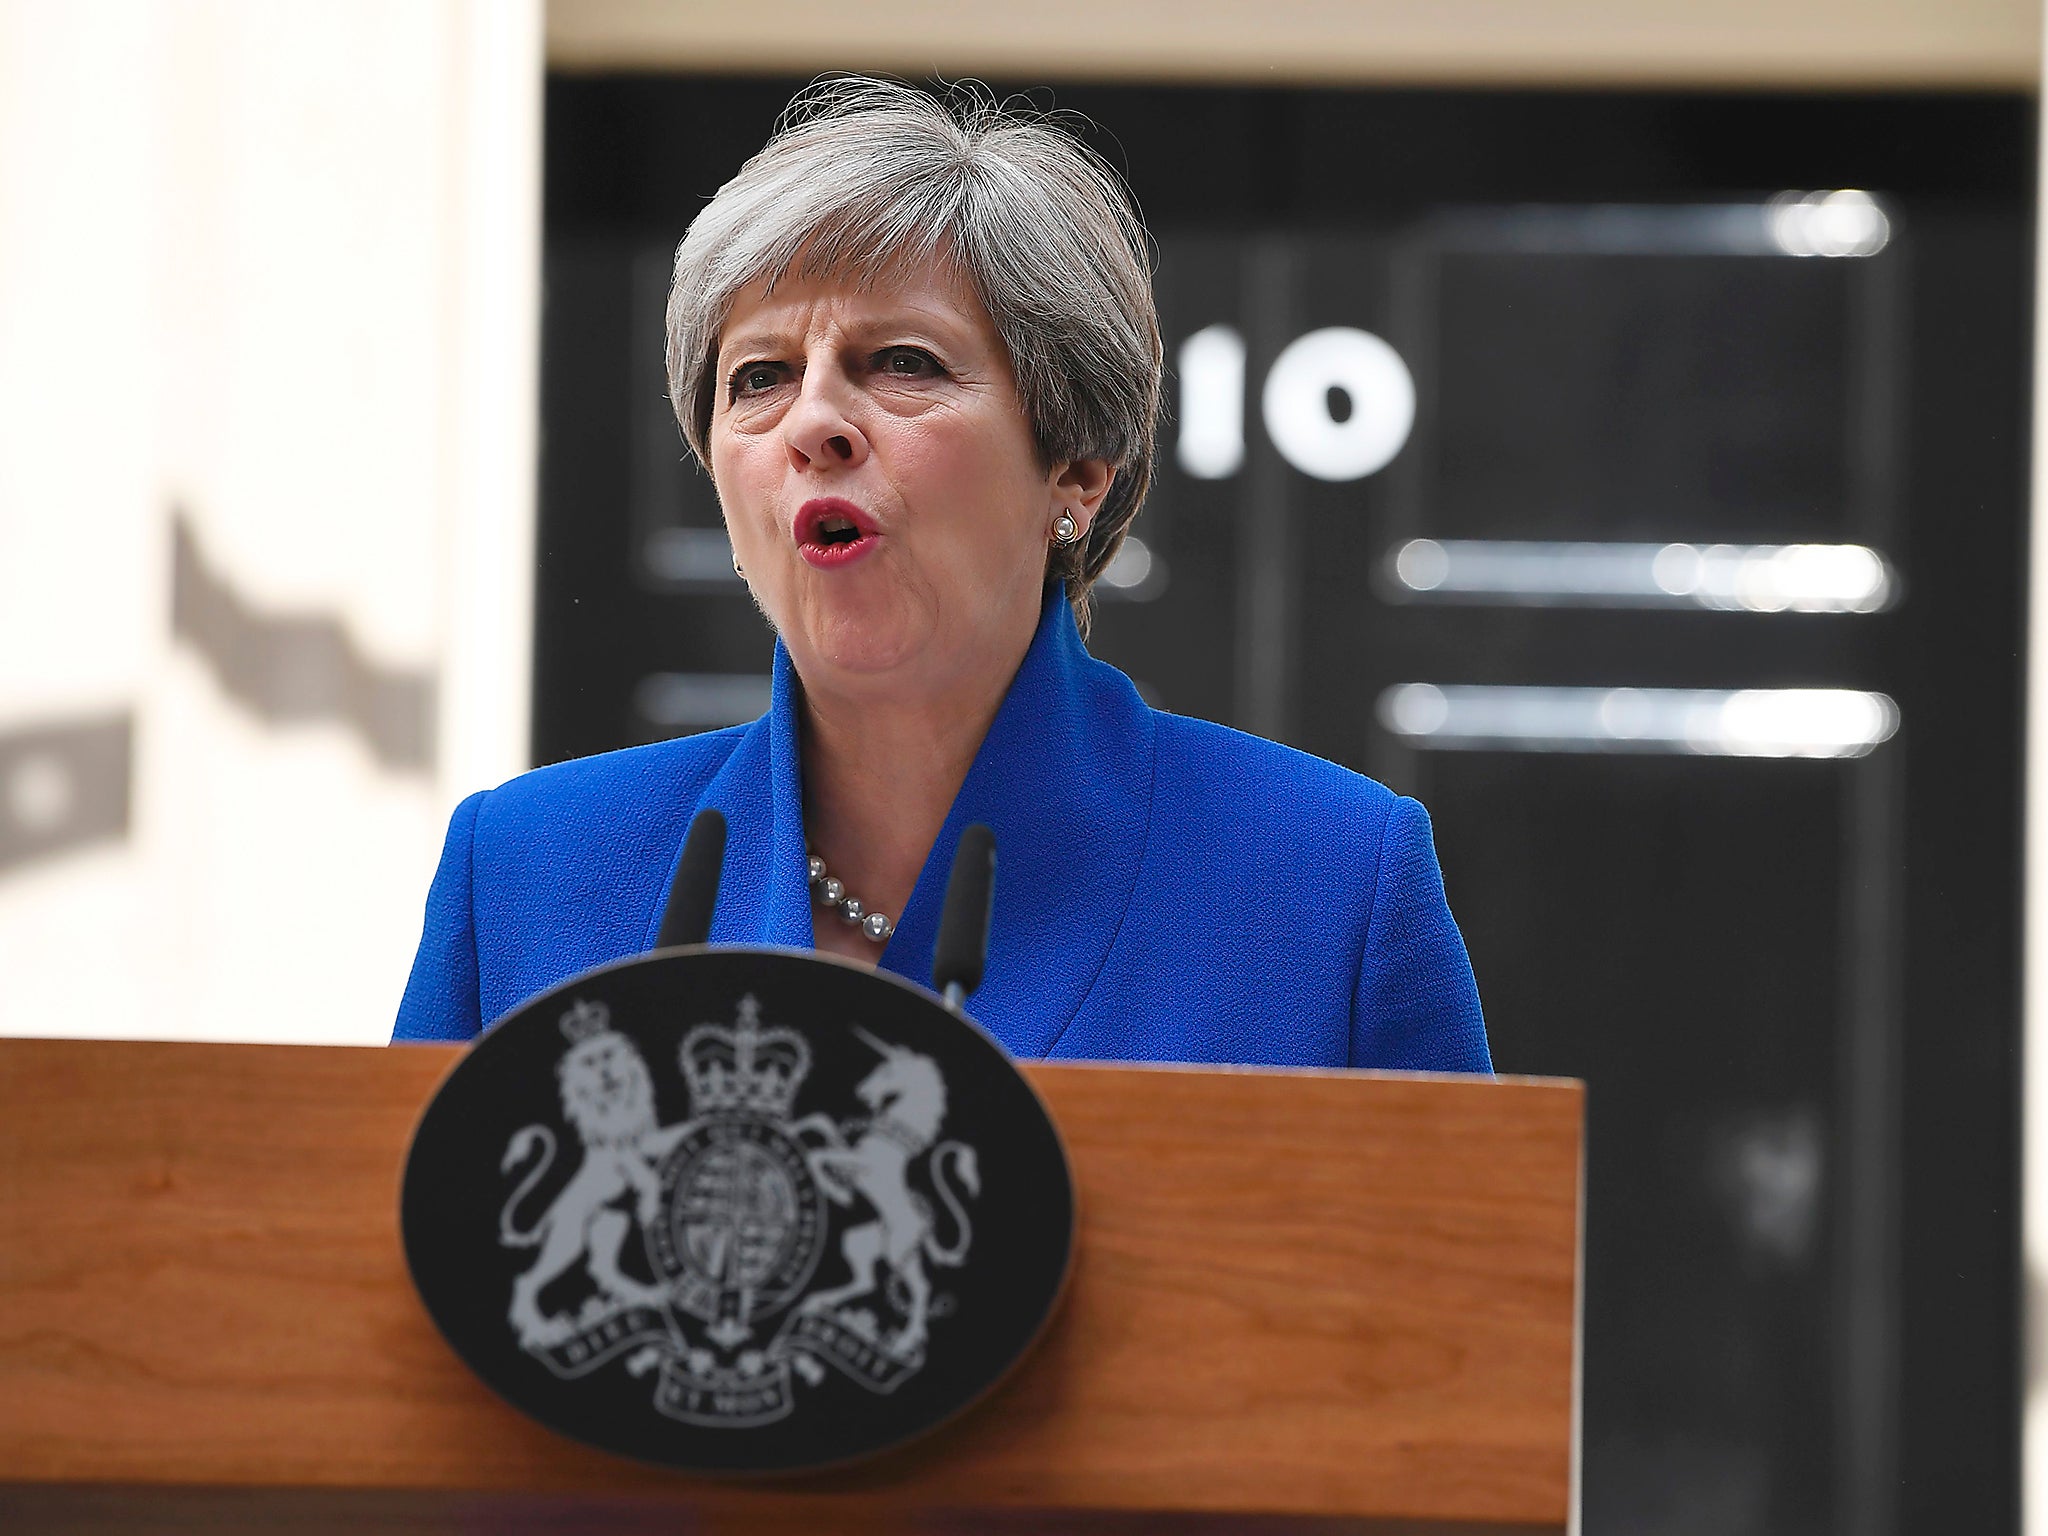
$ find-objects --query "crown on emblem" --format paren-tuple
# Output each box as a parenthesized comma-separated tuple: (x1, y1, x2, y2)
(679, 995, 810, 1118)
(559, 997, 612, 1043)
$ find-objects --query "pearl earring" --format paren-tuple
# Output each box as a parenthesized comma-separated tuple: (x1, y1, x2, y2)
(1052, 511, 1079, 547)
(733, 553, 744, 578)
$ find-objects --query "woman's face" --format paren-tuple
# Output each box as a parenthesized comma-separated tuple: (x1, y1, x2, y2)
(709, 256, 1105, 701)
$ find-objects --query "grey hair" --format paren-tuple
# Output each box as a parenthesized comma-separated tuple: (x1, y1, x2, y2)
(664, 77, 1163, 630)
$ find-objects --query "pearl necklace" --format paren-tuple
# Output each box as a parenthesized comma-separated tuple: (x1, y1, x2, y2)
(807, 850, 895, 944)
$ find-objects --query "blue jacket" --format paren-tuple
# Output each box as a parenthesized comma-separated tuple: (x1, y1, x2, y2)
(394, 591, 1491, 1072)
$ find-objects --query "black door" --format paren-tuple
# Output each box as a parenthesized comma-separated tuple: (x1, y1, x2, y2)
(537, 80, 2028, 1533)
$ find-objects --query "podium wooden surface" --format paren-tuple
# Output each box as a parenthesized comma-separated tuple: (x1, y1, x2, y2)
(0, 1038, 1581, 1534)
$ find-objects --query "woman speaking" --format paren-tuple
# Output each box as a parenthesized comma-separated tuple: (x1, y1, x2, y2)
(395, 79, 1490, 1073)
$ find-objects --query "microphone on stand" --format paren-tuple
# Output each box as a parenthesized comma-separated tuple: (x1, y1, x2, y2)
(932, 823, 996, 1011)
(655, 808, 727, 950)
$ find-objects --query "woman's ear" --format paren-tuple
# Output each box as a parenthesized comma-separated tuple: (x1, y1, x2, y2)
(1052, 458, 1116, 538)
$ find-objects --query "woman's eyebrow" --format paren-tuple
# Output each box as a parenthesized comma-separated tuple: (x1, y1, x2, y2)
(843, 308, 980, 349)
(719, 302, 980, 366)
(716, 326, 793, 365)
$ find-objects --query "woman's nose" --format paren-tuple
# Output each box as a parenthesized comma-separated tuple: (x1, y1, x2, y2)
(783, 376, 870, 472)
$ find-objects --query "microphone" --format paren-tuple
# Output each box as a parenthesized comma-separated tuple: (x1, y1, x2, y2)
(932, 823, 996, 1010)
(655, 808, 727, 950)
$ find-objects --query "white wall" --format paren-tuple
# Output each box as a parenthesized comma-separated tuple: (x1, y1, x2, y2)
(0, 0, 540, 1044)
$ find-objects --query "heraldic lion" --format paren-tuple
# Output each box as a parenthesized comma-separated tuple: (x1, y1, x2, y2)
(499, 1020, 683, 1348)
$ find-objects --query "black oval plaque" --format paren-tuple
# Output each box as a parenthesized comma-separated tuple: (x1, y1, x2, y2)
(400, 946, 1075, 1474)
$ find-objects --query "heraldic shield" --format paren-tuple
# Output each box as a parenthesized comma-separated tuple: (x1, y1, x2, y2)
(401, 947, 1075, 1475)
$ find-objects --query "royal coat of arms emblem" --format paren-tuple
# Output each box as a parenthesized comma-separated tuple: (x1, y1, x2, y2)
(497, 993, 981, 1426)
(401, 945, 1073, 1473)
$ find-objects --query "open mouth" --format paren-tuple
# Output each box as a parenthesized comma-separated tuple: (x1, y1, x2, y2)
(794, 498, 881, 566)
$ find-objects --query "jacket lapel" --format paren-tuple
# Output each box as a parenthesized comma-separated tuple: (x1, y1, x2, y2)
(877, 592, 1155, 1058)
(641, 642, 815, 953)
(656, 589, 1156, 1060)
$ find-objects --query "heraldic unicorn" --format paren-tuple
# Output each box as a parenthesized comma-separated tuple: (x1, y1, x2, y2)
(495, 993, 981, 1427)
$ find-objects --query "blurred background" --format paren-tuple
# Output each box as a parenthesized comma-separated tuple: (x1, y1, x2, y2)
(1, 1, 2041, 1531)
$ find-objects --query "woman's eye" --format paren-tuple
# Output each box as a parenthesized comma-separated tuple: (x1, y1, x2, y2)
(730, 363, 784, 398)
(878, 347, 939, 378)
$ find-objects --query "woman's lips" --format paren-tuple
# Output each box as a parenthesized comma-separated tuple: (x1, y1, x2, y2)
(794, 497, 882, 570)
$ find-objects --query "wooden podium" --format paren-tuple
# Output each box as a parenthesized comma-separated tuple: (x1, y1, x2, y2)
(0, 1038, 1581, 1533)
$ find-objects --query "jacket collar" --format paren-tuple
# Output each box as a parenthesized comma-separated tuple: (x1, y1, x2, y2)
(658, 587, 1156, 1059)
